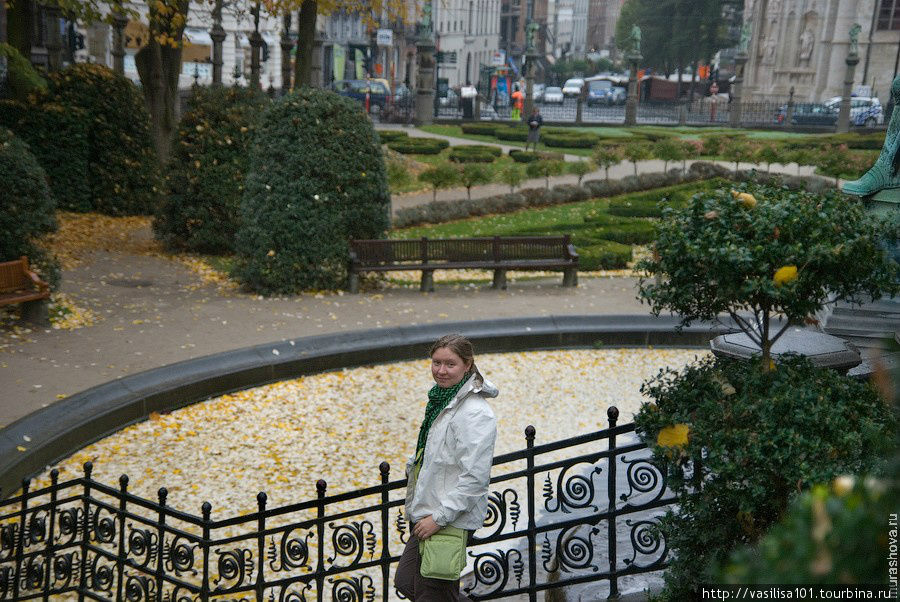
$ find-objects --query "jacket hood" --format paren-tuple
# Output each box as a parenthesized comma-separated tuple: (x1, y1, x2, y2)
(449, 368, 499, 407)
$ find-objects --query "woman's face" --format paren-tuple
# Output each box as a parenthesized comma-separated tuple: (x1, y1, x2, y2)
(431, 347, 472, 388)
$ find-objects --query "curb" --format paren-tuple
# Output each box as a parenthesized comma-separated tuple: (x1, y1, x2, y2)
(0, 314, 729, 497)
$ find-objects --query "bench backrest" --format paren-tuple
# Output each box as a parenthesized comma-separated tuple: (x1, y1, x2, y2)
(351, 236, 573, 266)
(0, 257, 31, 293)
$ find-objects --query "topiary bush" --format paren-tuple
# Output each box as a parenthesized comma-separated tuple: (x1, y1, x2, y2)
(387, 137, 449, 155)
(542, 131, 601, 148)
(494, 125, 529, 142)
(1, 101, 92, 212)
(0, 43, 47, 102)
(509, 149, 565, 163)
(576, 240, 632, 269)
(607, 179, 727, 217)
(448, 144, 501, 163)
(154, 85, 267, 253)
(375, 129, 409, 143)
(460, 123, 498, 136)
(47, 63, 159, 215)
(235, 89, 390, 294)
(635, 355, 895, 599)
(0, 128, 59, 286)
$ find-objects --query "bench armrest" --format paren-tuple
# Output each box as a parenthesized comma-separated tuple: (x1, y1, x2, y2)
(24, 267, 50, 292)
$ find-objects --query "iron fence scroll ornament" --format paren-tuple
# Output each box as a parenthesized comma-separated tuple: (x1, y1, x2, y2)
(0, 406, 673, 600)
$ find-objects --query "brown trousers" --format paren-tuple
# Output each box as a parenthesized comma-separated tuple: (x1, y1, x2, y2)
(394, 534, 473, 602)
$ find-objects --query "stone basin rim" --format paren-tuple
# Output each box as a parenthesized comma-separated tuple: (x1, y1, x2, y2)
(0, 313, 729, 499)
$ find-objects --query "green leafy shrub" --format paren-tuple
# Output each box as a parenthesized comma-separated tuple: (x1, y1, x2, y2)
(387, 137, 449, 155)
(607, 178, 727, 217)
(721, 138, 758, 173)
(0, 100, 91, 211)
(509, 149, 565, 163)
(622, 140, 652, 176)
(458, 163, 492, 199)
(576, 240, 632, 269)
(494, 126, 529, 141)
(551, 183, 590, 203)
(653, 137, 686, 172)
(700, 133, 746, 156)
(235, 89, 390, 294)
(0, 129, 59, 286)
(386, 158, 412, 190)
(567, 160, 594, 185)
(526, 159, 566, 188)
(461, 123, 498, 136)
(0, 43, 47, 101)
(592, 145, 624, 181)
(632, 129, 678, 142)
(448, 144, 501, 163)
(418, 163, 460, 201)
(499, 164, 526, 192)
(154, 86, 266, 253)
(47, 63, 159, 215)
(635, 355, 895, 599)
(542, 131, 601, 148)
(375, 129, 409, 143)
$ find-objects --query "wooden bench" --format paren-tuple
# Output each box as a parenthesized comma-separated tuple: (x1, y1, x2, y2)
(349, 236, 579, 293)
(0, 257, 51, 323)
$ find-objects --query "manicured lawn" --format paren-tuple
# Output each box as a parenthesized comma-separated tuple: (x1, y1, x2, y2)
(392, 179, 728, 269)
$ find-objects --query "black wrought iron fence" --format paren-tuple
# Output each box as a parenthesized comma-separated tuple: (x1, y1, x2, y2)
(0, 407, 674, 601)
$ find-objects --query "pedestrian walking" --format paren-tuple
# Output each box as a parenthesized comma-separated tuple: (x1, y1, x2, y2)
(394, 334, 498, 601)
(525, 107, 543, 152)
(511, 87, 523, 121)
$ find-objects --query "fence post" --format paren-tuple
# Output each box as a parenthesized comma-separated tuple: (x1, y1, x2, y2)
(576, 95, 584, 125)
(379, 462, 391, 601)
(42, 470, 59, 602)
(607, 406, 619, 599)
(12, 479, 28, 600)
(785, 86, 795, 127)
(678, 102, 687, 126)
(525, 425, 537, 602)
(115, 475, 128, 602)
(315, 480, 327, 602)
(201, 502, 212, 602)
(155, 488, 168, 600)
(256, 493, 267, 601)
(77, 462, 93, 601)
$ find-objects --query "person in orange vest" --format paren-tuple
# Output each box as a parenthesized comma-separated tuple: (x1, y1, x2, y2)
(511, 87, 524, 121)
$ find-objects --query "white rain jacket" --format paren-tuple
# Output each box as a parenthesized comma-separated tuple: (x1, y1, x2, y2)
(405, 370, 498, 531)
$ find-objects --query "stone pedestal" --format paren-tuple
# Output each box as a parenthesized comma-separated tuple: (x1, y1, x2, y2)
(837, 53, 860, 133)
(711, 327, 861, 373)
(210, 25, 226, 86)
(415, 35, 436, 125)
(729, 51, 748, 128)
(111, 12, 127, 75)
(249, 30, 263, 89)
(624, 52, 641, 127)
(524, 50, 537, 118)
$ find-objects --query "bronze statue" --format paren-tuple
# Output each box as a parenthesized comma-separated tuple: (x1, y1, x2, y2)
(842, 75, 900, 197)
(849, 23, 861, 56)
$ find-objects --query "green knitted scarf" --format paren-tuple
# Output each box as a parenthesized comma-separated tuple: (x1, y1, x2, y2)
(415, 371, 473, 455)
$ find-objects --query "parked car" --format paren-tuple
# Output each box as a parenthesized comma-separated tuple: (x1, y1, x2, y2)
(332, 79, 390, 112)
(543, 86, 564, 104)
(587, 80, 614, 106)
(562, 78, 585, 97)
(440, 88, 459, 108)
(610, 86, 627, 105)
(789, 102, 839, 126)
(532, 83, 545, 103)
(775, 96, 884, 127)
(824, 96, 884, 127)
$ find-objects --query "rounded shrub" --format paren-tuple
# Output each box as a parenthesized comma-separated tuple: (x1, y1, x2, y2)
(375, 129, 409, 143)
(0, 43, 47, 101)
(460, 123, 498, 136)
(542, 131, 601, 148)
(576, 240, 632, 269)
(494, 126, 529, 142)
(47, 63, 159, 215)
(155, 86, 266, 253)
(235, 89, 390, 294)
(448, 144, 501, 163)
(0, 128, 59, 286)
(635, 355, 894, 598)
(509, 149, 565, 163)
(387, 137, 449, 155)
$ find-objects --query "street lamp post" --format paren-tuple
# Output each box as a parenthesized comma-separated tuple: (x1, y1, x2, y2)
(249, 2, 264, 89)
(624, 50, 641, 126)
(280, 12, 293, 93)
(415, 0, 436, 125)
(729, 50, 748, 127)
(210, 0, 226, 86)
(523, 0, 537, 119)
(111, 11, 128, 75)
(838, 24, 862, 133)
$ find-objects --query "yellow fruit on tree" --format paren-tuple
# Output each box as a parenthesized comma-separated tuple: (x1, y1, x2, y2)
(773, 265, 798, 286)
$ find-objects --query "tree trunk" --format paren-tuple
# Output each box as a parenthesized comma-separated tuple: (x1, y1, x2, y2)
(135, 0, 189, 167)
(7, 0, 33, 60)
(293, 0, 317, 88)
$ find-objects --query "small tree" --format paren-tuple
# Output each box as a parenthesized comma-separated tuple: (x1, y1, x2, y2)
(638, 182, 898, 369)
(680, 139, 702, 171)
(653, 138, 686, 173)
(623, 140, 652, 176)
(459, 163, 492, 200)
(567, 160, 594, 185)
(721, 139, 756, 175)
(593, 145, 624, 181)
(386, 158, 412, 190)
(756, 142, 783, 173)
(526, 159, 566, 189)
(815, 144, 854, 187)
(499, 164, 526, 192)
(419, 163, 460, 201)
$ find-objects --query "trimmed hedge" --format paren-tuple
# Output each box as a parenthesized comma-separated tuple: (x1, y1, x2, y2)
(448, 144, 502, 163)
(236, 89, 390, 293)
(494, 126, 529, 142)
(0, 128, 59, 287)
(0, 43, 47, 102)
(375, 129, 409, 143)
(606, 178, 727, 218)
(47, 63, 160, 215)
(542, 131, 601, 148)
(461, 123, 499, 136)
(387, 137, 449, 155)
(577, 240, 633, 270)
(509, 149, 565, 163)
(155, 86, 267, 253)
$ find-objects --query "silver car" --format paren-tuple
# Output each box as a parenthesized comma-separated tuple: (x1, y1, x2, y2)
(543, 86, 564, 104)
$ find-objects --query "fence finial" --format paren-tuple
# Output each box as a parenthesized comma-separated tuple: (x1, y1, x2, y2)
(158, 487, 168, 505)
(316, 479, 327, 496)
(201, 501, 212, 520)
(379, 462, 390, 476)
(119, 475, 129, 490)
(607, 406, 619, 423)
(257, 492, 267, 508)
(525, 425, 536, 439)
(83, 462, 93, 478)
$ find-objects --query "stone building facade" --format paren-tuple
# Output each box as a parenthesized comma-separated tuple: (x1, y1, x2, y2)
(743, 0, 900, 104)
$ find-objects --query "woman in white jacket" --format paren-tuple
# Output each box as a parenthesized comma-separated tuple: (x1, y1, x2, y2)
(395, 334, 498, 601)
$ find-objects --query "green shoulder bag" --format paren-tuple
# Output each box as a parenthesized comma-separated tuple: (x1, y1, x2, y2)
(419, 526, 468, 581)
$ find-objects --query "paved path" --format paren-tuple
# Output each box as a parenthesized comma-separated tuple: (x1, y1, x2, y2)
(385, 125, 821, 214)
(0, 233, 647, 429)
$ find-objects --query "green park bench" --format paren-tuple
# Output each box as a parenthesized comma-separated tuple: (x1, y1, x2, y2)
(349, 235, 579, 293)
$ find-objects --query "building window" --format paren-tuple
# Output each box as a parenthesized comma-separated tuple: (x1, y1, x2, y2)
(879, 0, 900, 30)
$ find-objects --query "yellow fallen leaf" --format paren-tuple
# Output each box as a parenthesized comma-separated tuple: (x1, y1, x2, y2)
(17, 446, 27, 452)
